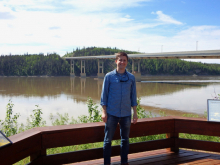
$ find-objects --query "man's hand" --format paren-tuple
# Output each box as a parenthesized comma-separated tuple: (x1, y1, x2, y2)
(102, 111, 107, 123)
(102, 106, 107, 123)
(133, 112, 138, 124)
(132, 106, 138, 124)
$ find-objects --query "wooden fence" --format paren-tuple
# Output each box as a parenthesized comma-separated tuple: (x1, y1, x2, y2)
(1, 116, 220, 165)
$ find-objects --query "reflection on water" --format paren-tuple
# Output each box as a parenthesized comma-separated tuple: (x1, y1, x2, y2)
(0, 76, 220, 125)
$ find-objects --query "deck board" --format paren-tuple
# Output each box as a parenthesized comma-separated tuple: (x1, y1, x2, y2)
(67, 149, 220, 165)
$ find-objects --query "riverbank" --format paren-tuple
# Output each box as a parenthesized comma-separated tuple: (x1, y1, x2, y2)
(2, 73, 220, 78)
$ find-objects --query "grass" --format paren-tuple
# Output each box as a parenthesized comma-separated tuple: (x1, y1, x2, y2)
(0, 141, 10, 146)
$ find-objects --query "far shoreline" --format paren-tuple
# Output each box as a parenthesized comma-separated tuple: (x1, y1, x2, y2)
(1, 74, 220, 77)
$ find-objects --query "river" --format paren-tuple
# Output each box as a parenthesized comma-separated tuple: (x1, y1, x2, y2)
(1, 76, 220, 125)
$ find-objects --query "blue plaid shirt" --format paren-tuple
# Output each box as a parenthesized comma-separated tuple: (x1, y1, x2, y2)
(100, 69, 138, 117)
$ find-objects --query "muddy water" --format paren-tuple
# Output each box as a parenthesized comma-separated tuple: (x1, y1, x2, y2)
(1, 76, 220, 125)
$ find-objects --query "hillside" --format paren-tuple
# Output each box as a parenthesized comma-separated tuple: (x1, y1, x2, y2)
(0, 47, 220, 76)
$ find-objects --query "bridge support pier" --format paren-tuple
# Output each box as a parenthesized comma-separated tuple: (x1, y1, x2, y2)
(70, 60, 75, 77)
(132, 59, 141, 82)
(69, 58, 141, 81)
(80, 60, 86, 78)
(97, 59, 105, 79)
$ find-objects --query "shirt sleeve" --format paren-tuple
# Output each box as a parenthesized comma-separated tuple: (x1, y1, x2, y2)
(130, 76, 138, 107)
(100, 74, 109, 106)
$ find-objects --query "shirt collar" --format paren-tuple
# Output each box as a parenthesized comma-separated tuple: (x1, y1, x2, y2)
(114, 69, 128, 77)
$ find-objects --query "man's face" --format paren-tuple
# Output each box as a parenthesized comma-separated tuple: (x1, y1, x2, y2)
(115, 55, 128, 70)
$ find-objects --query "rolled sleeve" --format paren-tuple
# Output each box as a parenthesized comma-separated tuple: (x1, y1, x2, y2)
(130, 77, 138, 107)
(100, 74, 109, 106)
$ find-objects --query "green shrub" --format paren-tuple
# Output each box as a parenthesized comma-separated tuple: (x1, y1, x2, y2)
(0, 100, 20, 137)
(26, 105, 46, 129)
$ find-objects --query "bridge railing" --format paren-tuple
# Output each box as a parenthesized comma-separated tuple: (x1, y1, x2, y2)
(1, 116, 220, 165)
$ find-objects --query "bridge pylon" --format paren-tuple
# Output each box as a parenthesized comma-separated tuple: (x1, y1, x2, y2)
(132, 59, 141, 82)
(80, 60, 86, 78)
(97, 59, 105, 79)
(70, 60, 75, 77)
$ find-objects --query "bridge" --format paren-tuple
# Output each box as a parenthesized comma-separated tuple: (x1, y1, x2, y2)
(64, 49, 220, 81)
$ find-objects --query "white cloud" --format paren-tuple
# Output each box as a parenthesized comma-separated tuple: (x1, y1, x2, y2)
(0, 3, 16, 19)
(0, 0, 220, 64)
(1, 0, 150, 12)
(171, 26, 220, 51)
(153, 11, 183, 25)
(0, 9, 136, 54)
(0, 4, 12, 12)
(1, 8, 220, 60)
(1, 0, 55, 11)
(0, 12, 15, 19)
(49, 26, 61, 30)
(125, 14, 131, 18)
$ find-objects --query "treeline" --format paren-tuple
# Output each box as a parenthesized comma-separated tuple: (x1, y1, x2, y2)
(139, 59, 220, 75)
(64, 46, 139, 57)
(1, 47, 220, 76)
(0, 53, 70, 76)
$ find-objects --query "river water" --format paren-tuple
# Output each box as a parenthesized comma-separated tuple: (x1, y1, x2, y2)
(1, 76, 220, 125)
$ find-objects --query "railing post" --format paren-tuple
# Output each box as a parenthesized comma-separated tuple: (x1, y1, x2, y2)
(30, 148, 46, 162)
(166, 133, 179, 152)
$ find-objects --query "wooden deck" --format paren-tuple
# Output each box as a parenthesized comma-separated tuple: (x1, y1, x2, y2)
(3, 117, 220, 165)
(70, 149, 220, 165)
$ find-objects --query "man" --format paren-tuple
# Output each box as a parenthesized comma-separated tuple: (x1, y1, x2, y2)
(100, 52, 138, 165)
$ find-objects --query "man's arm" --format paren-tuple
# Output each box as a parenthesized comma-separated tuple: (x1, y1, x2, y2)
(132, 106, 138, 124)
(102, 105, 107, 123)
(131, 76, 138, 124)
(100, 75, 109, 123)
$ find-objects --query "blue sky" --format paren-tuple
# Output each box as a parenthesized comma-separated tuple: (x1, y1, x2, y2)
(0, 0, 220, 63)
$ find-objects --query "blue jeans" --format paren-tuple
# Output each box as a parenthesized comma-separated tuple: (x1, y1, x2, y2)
(103, 114, 131, 165)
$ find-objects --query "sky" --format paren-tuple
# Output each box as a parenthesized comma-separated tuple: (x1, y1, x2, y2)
(1, 0, 220, 63)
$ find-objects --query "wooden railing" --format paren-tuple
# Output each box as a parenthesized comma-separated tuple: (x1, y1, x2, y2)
(1, 116, 220, 165)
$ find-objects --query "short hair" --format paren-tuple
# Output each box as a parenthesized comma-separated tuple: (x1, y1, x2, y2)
(115, 52, 128, 61)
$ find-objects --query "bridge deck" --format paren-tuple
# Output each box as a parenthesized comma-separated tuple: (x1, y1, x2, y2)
(69, 149, 220, 165)
(64, 49, 220, 60)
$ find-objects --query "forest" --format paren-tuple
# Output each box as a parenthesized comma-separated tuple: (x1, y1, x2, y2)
(0, 53, 70, 76)
(1, 47, 220, 76)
